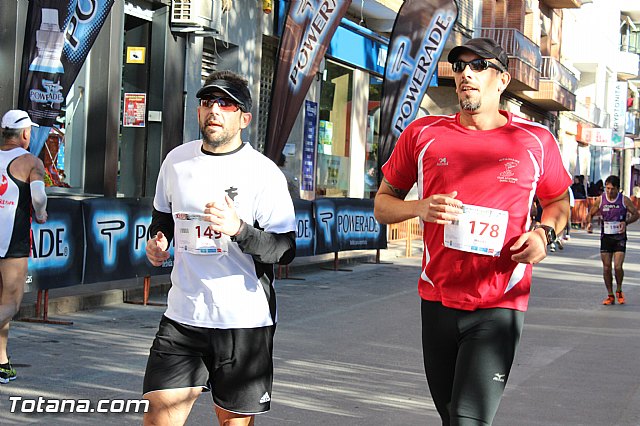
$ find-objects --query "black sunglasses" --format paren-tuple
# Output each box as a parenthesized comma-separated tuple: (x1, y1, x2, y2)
(451, 59, 504, 73)
(199, 96, 240, 112)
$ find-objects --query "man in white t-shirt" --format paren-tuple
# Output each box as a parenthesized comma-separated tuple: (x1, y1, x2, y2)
(143, 70, 296, 426)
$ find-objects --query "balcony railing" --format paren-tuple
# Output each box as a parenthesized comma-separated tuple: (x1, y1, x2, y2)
(480, 28, 541, 71)
(540, 57, 578, 93)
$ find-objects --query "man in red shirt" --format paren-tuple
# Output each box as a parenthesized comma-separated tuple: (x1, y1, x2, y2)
(374, 38, 570, 425)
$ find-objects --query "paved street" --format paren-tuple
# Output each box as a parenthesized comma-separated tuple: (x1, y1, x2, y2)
(1, 224, 640, 425)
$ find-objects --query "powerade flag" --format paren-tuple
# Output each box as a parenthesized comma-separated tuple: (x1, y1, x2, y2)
(264, 0, 351, 162)
(18, 0, 115, 156)
(377, 0, 457, 181)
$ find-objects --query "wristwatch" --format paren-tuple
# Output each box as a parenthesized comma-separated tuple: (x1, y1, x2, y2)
(533, 224, 556, 245)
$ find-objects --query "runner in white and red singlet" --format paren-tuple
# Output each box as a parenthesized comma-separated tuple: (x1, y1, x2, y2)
(375, 37, 571, 425)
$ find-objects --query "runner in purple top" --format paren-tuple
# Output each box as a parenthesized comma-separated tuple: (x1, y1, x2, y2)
(587, 175, 639, 305)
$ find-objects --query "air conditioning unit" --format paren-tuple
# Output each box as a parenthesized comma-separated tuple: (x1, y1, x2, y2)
(171, 0, 222, 34)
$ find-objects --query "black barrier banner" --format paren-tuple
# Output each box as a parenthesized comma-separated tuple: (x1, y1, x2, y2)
(83, 197, 173, 284)
(264, 0, 351, 162)
(313, 198, 338, 255)
(18, 0, 115, 156)
(26, 197, 84, 291)
(293, 199, 315, 257)
(377, 0, 457, 180)
(334, 198, 386, 251)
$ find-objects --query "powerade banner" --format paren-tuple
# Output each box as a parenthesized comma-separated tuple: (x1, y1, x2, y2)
(264, 0, 351, 162)
(82, 198, 173, 284)
(377, 0, 457, 180)
(314, 198, 385, 254)
(314, 198, 338, 255)
(335, 199, 386, 251)
(293, 199, 315, 257)
(18, 0, 115, 156)
(27, 198, 84, 291)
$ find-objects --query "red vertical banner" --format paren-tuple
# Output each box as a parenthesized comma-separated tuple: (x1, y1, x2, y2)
(264, 0, 352, 162)
(377, 0, 458, 180)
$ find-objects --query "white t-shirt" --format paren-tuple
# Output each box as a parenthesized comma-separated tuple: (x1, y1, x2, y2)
(154, 141, 296, 328)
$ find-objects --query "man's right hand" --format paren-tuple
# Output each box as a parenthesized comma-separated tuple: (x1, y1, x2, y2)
(146, 231, 170, 266)
(586, 222, 593, 233)
(417, 191, 464, 224)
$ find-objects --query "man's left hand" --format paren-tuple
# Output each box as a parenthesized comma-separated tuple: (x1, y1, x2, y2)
(509, 229, 548, 264)
(204, 195, 242, 236)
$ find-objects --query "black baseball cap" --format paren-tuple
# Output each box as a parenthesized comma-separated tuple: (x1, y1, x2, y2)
(196, 79, 252, 112)
(448, 37, 509, 70)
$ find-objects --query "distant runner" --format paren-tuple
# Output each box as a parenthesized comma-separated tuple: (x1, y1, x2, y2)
(587, 175, 639, 305)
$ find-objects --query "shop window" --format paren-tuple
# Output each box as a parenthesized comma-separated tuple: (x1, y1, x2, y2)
(316, 60, 353, 198)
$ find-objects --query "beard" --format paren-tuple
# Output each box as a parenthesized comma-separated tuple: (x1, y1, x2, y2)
(459, 96, 481, 112)
(200, 122, 234, 149)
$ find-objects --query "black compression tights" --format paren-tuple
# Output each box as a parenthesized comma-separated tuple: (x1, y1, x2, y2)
(421, 300, 525, 425)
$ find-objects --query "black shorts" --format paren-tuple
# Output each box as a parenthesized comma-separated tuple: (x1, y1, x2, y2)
(600, 236, 626, 253)
(421, 300, 525, 425)
(1, 229, 31, 258)
(143, 315, 276, 415)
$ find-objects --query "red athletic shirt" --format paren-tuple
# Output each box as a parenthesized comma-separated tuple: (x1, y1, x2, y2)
(382, 111, 571, 311)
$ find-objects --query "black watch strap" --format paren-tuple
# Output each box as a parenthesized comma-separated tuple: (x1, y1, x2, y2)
(533, 224, 556, 245)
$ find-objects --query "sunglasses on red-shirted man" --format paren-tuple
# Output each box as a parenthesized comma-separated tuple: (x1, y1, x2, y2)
(451, 59, 504, 73)
(199, 96, 240, 111)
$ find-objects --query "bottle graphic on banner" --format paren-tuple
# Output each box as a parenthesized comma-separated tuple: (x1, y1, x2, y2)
(28, 8, 65, 125)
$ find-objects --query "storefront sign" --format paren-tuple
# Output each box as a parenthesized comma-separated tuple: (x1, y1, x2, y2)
(612, 82, 628, 148)
(83, 198, 173, 284)
(302, 100, 318, 191)
(123, 93, 147, 127)
(18, 0, 115, 156)
(27, 198, 84, 291)
(314, 198, 386, 254)
(581, 127, 613, 147)
(377, 0, 458, 180)
(293, 199, 315, 257)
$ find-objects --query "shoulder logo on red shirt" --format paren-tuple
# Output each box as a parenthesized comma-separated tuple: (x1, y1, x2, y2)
(437, 157, 448, 166)
(497, 158, 519, 184)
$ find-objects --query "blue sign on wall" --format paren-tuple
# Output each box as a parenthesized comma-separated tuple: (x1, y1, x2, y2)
(302, 100, 318, 192)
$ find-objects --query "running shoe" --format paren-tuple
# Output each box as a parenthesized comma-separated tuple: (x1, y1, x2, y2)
(602, 295, 615, 305)
(0, 362, 16, 384)
(616, 291, 625, 305)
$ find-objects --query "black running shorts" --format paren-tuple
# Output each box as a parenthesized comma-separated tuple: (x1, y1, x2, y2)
(143, 315, 276, 415)
(421, 300, 525, 425)
(600, 235, 626, 253)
